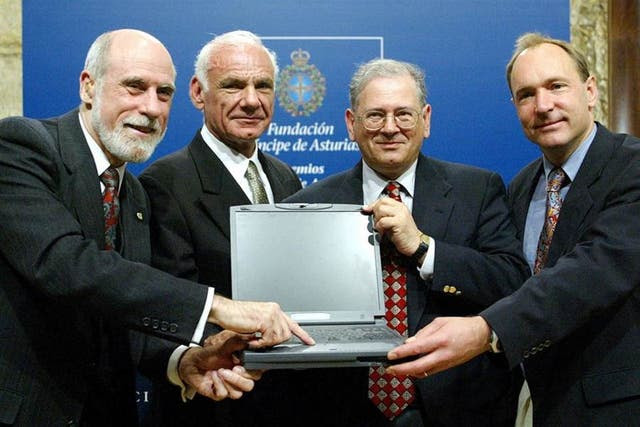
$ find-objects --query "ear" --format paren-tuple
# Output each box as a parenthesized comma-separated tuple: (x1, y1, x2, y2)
(585, 75, 599, 112)
(345, 109, 356, 140)
(421, 104, 432, 139)
(189, 76, 205, 110)
(79, 71, 96, 104)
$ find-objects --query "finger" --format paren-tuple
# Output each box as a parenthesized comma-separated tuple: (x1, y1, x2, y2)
(234, 365, 263, 381)
(209, 371, 229, 401)
(219, 368, 255, 393)
(288, 319, 315, 345)
(385, 353, 437, 377)
(361, 203, 374, 213)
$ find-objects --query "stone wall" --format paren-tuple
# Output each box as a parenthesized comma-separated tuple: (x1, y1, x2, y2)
(0, 0, 22, 118)
(571, 0, 609, 126)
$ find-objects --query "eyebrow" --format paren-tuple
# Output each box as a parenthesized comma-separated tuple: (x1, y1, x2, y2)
(121, 77, 175, 93)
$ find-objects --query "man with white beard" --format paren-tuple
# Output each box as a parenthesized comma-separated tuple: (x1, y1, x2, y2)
(0, 28, 311, 426)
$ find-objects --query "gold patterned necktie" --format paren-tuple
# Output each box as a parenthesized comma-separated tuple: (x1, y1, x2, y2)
(100, 167, 120, 251)
(533, 168, 568, 274)
(368, 181, 415, 419)
(245, 160, 269, 204)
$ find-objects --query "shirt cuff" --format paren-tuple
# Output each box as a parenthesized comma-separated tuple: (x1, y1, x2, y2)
(418, 236, 435, 279)
(167, 345, 198, 401)
(165, 286, 215, 402)
(192, 287, 215, 344)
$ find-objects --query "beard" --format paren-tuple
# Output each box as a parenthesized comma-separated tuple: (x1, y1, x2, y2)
(91, 98, 166, 164)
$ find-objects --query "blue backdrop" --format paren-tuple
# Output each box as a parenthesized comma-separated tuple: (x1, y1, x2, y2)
(23, 0, 568, 184)
(22, 0, 569, 418)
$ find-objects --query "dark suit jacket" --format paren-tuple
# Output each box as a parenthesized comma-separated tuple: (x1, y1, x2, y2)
(138, 131, 303, 426)
(483, 124, 640, 425)
(285, 154, 530, 427)
(0, 111, 208, 426)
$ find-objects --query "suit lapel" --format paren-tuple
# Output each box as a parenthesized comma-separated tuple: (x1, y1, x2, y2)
(333, 162, 365, 204)
(56, 110, 105, 247)
(189, 134, 250, 240)
(548, 126, 612, 264)
(510, 161, 544, 240)
(412, 155, 454, 240)
(118, 172, 148, 261)
(259, 151, 288, 202)
(408, 155, 455, 334)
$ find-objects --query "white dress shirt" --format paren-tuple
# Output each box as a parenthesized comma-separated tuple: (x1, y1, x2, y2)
(361, 160, 435, 279)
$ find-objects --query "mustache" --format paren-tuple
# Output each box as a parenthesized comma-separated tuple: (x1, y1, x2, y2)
(122, 115, 161, 133)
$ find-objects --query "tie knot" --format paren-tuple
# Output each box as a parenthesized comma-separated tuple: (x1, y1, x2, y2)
(547, 168, 567, 193)
(101, 167, 120, 191)
(385, 181, 403, 202)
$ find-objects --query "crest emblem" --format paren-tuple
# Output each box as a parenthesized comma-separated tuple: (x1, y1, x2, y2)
(277, 49, 326, 117)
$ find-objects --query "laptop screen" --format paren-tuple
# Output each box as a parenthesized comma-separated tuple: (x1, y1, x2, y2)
(231, 204, 384, 324)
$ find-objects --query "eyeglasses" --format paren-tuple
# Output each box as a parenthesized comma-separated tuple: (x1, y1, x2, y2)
(357, 109, 420, 131)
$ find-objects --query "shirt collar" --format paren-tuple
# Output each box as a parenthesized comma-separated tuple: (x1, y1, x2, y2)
(362, 159, 417, 203)
(200, 124, 260, 169)
(78, 112, 126, 192)
(542, 122, 597, 182)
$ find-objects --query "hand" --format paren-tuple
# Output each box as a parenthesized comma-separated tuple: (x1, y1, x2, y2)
(178, 330, 262, 401)
(385, 316, 491, 378)
(208, 296, 315, 348)
(362, 197, 422, 256)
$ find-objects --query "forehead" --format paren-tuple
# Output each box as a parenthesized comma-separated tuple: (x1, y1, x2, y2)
(208, 44, 274, 80)
(357, 75, 419, 110)
(511, 43, 580, 88)
(105, 36, 175, 85)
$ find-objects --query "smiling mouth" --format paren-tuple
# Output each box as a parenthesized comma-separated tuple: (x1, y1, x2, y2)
(125, 123, 156, 134)
(535, 119, 564, 130)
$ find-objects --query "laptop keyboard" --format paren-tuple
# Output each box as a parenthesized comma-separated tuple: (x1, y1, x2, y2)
(287, 324, 399, 344)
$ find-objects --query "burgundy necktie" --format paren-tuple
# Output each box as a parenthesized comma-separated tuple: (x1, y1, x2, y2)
(100, 167, 120, 251)
(533, 168, 567, 274)
(368, 181, 415, 419)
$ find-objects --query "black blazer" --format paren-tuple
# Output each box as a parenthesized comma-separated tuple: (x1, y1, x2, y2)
(138, 131, 303, 426)
(484, 124, 640, 425)
(0, 111, 208, 425)
(285, 154, 530, 426)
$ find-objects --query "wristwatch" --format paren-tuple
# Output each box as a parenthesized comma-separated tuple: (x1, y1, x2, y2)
(488, 328, 503, 353)
(410, 233, 430, 265)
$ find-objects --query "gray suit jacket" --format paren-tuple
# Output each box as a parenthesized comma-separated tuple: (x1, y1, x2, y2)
(285, 154, 530, 426)
(0, 111, 208, 425)
(484, 124, 640, 425)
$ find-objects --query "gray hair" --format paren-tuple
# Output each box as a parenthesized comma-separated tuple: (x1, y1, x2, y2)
(349, 59, 427, 110)
(506, 32, 591, 95)
(193, 30, 278, 92)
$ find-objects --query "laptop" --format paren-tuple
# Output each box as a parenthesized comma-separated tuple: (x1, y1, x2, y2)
(230, 203, 406, 370)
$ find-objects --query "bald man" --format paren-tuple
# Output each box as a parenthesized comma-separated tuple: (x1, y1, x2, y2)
(0, 29, 309, 426)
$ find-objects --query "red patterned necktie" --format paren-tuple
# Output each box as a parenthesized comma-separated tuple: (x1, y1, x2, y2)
(101, 167, 120, 251)
(368, 181, 415, 419)
(533, 168, 567, 274)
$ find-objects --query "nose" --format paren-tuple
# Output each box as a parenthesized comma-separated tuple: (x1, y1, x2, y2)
(240, 85, 260, 111)
(380, 113, 400, 134)
(140, 90, 165, 119)
(534, 89, 554, 113)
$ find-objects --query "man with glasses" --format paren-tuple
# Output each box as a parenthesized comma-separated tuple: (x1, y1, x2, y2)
(285, 58, 529, 426)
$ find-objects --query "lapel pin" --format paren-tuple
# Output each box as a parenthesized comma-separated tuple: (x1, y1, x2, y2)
(136, 212, 144, 221)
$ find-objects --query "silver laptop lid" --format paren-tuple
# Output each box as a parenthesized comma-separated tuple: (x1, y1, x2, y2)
(230, 203, 384, 324)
